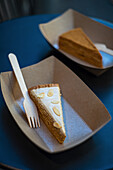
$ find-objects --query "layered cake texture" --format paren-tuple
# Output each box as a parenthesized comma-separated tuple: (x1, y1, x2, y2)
(28, 84, 66, 144)
(59, 28, 103, 68)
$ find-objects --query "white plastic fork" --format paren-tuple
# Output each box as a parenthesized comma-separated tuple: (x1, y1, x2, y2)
(8, 53, 40, 128)
(95, 43, 113, 56)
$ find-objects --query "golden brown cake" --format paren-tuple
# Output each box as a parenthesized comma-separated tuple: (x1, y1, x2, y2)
(28, 84, 66, 144)
(59, 28, 103, 68)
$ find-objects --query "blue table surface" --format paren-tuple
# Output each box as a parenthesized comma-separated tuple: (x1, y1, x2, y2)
(0, 13, 113, 170)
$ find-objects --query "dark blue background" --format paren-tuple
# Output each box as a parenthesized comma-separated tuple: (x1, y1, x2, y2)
(0, 13, 113, 169)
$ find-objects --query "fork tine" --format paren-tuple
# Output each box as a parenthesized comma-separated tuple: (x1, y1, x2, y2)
(30, 117, 35, 128)
(37, 117, 40, 128)
(27, 116, 32, 128)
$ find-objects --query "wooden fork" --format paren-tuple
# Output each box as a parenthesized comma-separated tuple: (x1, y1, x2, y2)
(8, 53, 40, 128)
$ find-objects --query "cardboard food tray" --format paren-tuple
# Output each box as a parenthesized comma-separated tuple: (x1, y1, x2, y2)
(39, 9, 113, 76)
(1, 56, 111, 153)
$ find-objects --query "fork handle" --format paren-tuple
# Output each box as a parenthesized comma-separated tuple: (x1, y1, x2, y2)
(8, 53, 27, 99)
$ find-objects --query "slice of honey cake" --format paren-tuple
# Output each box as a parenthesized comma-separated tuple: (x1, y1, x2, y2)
(59, 28, 103, 68)
(28, 84, 66, 144)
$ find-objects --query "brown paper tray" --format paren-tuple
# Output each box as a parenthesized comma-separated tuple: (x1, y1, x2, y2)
(39, 9, 113, 76)
(0, 56, 111, 153)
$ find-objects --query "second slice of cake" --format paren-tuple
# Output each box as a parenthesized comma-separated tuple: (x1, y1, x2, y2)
(59, 28, 103, 68)
(28, 84, 66, 144)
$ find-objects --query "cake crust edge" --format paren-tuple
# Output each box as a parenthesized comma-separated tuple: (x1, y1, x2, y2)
(28, 84, 66, 144)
